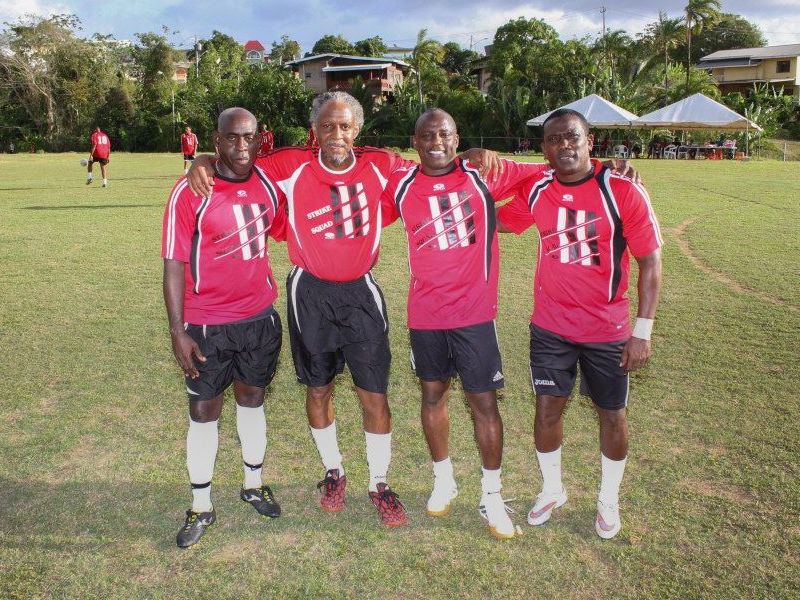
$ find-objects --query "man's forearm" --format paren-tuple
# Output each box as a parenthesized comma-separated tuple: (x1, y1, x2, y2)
(635, 250, 662, 319)
(163, 259, 186, 332)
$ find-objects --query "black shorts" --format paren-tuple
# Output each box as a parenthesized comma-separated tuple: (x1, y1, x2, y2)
(286, 267, 390, 393)
(529, 324, 629, 410)
(184, 307, 282, 401)
(90, 156, 109, 165)
(409, 321, 504, 393)
(184, 154, 195, 161)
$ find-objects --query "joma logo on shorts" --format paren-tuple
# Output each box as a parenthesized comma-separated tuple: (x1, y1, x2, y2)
(534, 378, 556, 386)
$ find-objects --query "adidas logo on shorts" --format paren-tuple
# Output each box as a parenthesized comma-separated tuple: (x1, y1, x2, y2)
(492, 371, 504, 382)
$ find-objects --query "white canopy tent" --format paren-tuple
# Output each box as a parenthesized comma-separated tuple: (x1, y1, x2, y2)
(526, 94, 639, 128)
(634, 93, 762, 132)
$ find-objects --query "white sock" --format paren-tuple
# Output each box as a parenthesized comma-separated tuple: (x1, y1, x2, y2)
(187, 419, 218, 512)
(599, 454, 627, 506)
(310, 421, 344, 476)
(365, 431, 391, 492)
(87, 174, 93, 181)
(184, 168, 189, 175)
(102, 178, 107, 185)
(536, 447, 563, 495)
(432, 457, 455, 484)
(480, 466, 502, 496)
(237, 404, 267, 489)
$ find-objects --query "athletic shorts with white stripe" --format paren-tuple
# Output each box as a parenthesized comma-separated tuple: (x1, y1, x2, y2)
(183, 306, 282, 401)
(409, 320, 504, 393)
(286, 267, 391, 393)
(529, 324, 629, 410)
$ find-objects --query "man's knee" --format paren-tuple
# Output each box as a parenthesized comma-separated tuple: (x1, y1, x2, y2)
(421, 380, 449, 408)
(189, 396, 224, 422)
(535, 395, 567, 426)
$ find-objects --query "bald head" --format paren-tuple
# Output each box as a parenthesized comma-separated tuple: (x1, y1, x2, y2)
(415, 109, 457, 136)
(218, 107, 257, 132)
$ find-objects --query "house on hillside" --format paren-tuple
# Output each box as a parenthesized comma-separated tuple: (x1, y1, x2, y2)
(698, 44, 800, 99)
(469, 44, 493, 95)
(284, 54, 410, 100)
(244, 40, 269, 65)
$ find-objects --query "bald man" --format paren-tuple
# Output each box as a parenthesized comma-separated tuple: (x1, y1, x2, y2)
(162, 107, 287, 548)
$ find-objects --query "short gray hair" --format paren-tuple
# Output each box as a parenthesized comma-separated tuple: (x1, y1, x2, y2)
(310, 91, 364, 128)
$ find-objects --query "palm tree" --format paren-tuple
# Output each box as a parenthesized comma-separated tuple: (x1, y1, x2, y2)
(684, 0, 721, 90)
(410, 29, 444, 110)
(643, 12, 685, 107)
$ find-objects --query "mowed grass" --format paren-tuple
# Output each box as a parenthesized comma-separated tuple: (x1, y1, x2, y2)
(0, 152, 798, 599)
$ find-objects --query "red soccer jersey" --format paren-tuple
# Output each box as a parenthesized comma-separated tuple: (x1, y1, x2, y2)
(382, 158, 547, 329)
(260, 147, 412, 282)
(161, 166, 286, 325)
(259, 130, 274, 155)
(498, 160, 663, 342)
(91, 130, 110, 159)
(181, 133, 198, 155)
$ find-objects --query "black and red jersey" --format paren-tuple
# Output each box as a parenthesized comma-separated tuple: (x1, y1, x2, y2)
(91, 130, 110, 159)
(498, 160, 663, 342)
(258, 146, 413, 282)
(162, 166, 285, 324)
(382, 158, 547, 329)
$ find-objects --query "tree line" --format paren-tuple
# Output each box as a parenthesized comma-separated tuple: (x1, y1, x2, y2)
(1, 4, 798, 154)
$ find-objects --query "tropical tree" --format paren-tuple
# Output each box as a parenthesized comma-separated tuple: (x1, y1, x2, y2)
(440, 42, 479, 90)
(409, 29, 446, 109)
(270, 35, 300, 65)
(353, 36, 388, 57)
(690, 13, 766, 58)
(310, 34, 354, 56)
(684, 0, 722, 89)
(641, 12, 685, 107)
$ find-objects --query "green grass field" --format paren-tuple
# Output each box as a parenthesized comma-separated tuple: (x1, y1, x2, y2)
(1, 153, 798, 599)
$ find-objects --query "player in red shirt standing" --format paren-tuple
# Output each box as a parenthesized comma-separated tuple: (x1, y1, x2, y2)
(187, 92, 501, 528)
(497, 108, 663, 539)
(259, 123, 274, 155)
(86, 126, 111, 187)
(382, 109, 550, 538)
(162, 108, 286, 548)
(181, 125, 199, 174)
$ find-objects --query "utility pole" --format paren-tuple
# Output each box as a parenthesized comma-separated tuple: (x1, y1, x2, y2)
(193, 35, 202, 76)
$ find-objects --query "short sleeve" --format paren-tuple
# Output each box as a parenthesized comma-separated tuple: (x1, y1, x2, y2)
(487, 159, 548, 202)
(380, 183, 400, 228)
(496, 191, 536, 235)
(618, 180, 663, 257)
(162, 180, 198, 261)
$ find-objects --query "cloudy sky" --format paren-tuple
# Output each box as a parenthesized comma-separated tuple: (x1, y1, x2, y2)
(2, 0, 798, 51)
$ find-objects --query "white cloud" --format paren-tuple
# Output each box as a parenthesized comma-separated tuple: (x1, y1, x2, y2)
(0, 0, 72, 24)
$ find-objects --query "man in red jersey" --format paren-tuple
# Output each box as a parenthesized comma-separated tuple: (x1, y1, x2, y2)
(382, 109, 552, 539)
(187, 92, 501, 528)
(163, 108, 286, 548)
(86, 126, 111, 187)
(181, 125, 199, 174)
(497, 108, 663, 540)
(259, 123, 274, 155)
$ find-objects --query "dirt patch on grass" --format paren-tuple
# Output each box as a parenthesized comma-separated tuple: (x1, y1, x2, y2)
(666, 219, 798, 312)
(680, 477, 753, 505)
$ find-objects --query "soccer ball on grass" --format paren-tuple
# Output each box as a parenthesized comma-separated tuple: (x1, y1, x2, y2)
(79, 158, 89, 166)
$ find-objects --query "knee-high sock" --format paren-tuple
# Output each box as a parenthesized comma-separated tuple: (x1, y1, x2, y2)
(599, 453, 627, 505)
(236, 404, 267, 489)
(536, 446, 563, 495)
(310, 421, 344, 476)
(365, 431, 391, 492)
(187, 419, 218, 512)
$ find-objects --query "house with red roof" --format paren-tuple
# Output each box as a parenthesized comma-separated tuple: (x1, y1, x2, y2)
(244, 40, 268, 65)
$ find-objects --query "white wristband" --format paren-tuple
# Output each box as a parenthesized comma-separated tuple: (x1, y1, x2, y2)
(632, 317, 653, 340)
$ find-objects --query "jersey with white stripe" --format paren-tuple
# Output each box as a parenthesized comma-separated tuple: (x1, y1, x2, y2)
(382, 157, 547, 329)
(261, 146, 412, 282)
(161, 167, 285, 324)
(498, 159, 662, 342)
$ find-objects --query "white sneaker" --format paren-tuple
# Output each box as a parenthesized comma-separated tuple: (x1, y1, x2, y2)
(527, 487, 567, 526)
(479, 492, 516, 540)
(595, 499, 621, 539)
(426, 479, 458, 517)
(102, 180, 108, 187)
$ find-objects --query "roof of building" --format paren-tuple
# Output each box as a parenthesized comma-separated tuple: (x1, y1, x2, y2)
(700, 43, 800, 62)
(285, 53, 409, 68)
(244, 40, 265, 51)
(322, 64, 391, 72)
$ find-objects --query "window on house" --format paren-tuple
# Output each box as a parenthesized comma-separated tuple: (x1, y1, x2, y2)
(776, 60, 790, 73)
(305, 72, 312, 78)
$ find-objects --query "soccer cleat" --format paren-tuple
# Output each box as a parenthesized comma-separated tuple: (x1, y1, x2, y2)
(527, 488, 568, 526)
(479, 492, 516, 540)
(316, 468, 347, 512)
(86, 178, 92, 185)
(102, 180, 108, 187)
(369, 482, 408, 527)
(176, 509, 216, 548)
(595, 499, 621, 539)
(240, 484, 281, 518)
(426, 479, 458, 517)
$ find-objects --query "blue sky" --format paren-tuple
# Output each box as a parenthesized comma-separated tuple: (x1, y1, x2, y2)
(2, 0, 798, 51)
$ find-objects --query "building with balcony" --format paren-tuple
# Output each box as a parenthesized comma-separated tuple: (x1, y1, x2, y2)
(284, 54, 409, 99)
(698, 44, 800, 98)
